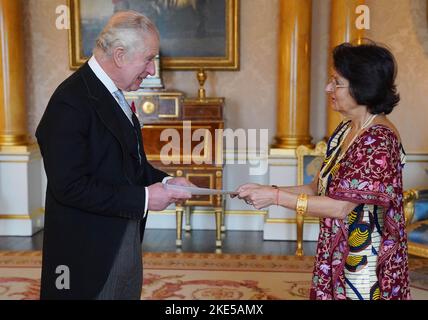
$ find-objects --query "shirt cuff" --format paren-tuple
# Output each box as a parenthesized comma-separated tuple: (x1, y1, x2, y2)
(162, 176, 173, 184)
(143, 187, 149, 218)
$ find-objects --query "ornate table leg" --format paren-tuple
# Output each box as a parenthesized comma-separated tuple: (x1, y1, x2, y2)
(215, 170, 226, 233)
(176, 204, 184, 247)
(215, 206, 223, 247)
(214, 192, 224, 247)
(185, 206, 192, 232)
(295, 213, 304, 256)
(220, 201, 226, 233)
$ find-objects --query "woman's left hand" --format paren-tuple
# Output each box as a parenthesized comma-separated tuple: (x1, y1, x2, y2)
(236, 184, 277, 210)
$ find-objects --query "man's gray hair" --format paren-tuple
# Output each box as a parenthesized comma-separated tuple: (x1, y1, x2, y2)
(94, 10, 159, 57)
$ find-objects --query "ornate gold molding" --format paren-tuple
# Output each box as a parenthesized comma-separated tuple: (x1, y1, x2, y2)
(272, 0, 313, 150)
(0, 208, 44, 220)
(0, 143, 39, 154)
(0, 0, 28, 146)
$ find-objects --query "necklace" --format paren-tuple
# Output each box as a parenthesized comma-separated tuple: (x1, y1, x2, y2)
(337, 114, 377, 161)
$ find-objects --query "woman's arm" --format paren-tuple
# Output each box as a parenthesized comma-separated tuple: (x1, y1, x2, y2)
(235, 173, 319, 198)
(237, 183, 357, 220)
(278, 191, 357, 219)
(278, 172, 319, 196)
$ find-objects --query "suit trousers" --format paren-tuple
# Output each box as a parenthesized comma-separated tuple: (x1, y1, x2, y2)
(96, 219, 142, 300)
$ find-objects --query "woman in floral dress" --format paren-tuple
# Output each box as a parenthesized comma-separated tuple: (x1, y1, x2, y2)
(234, 41, 411, 300)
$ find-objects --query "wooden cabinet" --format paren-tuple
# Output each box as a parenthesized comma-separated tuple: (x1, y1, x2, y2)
(126, 91, 225, 248)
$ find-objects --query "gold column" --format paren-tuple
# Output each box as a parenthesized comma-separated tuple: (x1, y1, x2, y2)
(272, 0, 312, 150)
(0, 0, 28, 146)
(326, 0, 365, 136)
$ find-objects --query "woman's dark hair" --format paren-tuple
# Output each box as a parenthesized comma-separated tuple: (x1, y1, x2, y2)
(333, 40, 400, 115)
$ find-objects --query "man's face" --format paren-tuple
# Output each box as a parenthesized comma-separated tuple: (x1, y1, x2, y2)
(120, 34, 159, 92)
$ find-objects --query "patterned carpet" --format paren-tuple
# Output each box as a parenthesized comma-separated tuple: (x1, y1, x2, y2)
(0, 251, 427, 300)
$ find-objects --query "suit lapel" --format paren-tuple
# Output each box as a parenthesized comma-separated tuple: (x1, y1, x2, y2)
(79, 63, 135, 183)
(79, 63, 129, 147)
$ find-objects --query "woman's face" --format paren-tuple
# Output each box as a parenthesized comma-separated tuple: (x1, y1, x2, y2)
(325, 70, 359, 116)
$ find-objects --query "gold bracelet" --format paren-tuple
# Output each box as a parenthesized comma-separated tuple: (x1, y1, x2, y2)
(296, 193, 308, 216)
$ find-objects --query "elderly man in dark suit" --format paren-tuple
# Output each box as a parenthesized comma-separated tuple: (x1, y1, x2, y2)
(36, 10, 192, 300)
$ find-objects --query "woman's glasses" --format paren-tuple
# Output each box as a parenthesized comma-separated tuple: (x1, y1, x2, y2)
(328, 77, 349, 92)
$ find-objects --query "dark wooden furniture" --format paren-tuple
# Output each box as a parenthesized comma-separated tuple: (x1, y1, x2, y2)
(126, 90, 225, 248)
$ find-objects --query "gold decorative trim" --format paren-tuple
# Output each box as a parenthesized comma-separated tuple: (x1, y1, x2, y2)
(408, 243, 428, 259)
(0, 160, 34, 164)
(404, 188, 428, 258)
(404, 189, 418, 225)
(269, 163, 297, 167)
(68, 0, 84, 68)
(160, 0, 239, 70)
(142, 101, 155, 115)
(0, 208, 44, 220)
(0, 143, 39, 154)
(269, 148, 296, 157)
(184, 97, 225, 105)
(0, 135, 28, 147)
(158, 97, 180, 118)
(185, 173, 213, 206)
(68, 0, 239, 70)
(296, 140, 327, 185)
(271, 138, 313, 150)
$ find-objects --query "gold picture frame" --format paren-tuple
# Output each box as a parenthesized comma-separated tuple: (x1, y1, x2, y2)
(68, 0, 239, 70)
(296, 141, 327, 186)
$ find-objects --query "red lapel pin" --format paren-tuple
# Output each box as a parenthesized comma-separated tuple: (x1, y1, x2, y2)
(131, 101, 136, 114)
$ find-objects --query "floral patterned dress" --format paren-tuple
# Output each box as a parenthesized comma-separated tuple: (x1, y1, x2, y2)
(310, 121, 411, 300)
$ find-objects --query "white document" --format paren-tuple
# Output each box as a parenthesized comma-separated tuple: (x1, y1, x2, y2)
(164, 183, 238, 195)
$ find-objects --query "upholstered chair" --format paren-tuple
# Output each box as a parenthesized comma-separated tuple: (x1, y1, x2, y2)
(404, 189, 428, 258)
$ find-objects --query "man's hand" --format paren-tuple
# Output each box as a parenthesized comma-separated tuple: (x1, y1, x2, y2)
(147, 182, 192, 211)
(165, 177, 196, 187)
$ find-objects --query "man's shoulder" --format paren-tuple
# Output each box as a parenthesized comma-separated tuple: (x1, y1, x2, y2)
(52, 65, 88, 102)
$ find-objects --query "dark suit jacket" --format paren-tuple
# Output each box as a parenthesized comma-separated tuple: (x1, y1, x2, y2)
(36, 62, 168, 299)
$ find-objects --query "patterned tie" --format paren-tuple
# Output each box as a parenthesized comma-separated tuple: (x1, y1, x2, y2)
(113, 89, 133, 124)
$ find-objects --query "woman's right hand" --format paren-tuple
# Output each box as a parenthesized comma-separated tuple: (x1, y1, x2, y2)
(230, 183, 261, 198)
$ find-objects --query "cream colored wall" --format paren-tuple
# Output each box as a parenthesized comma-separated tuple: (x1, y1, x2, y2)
(24, 0, 72, 140)
(24, 0, 428, 153)
(366, 0, 428, 153)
